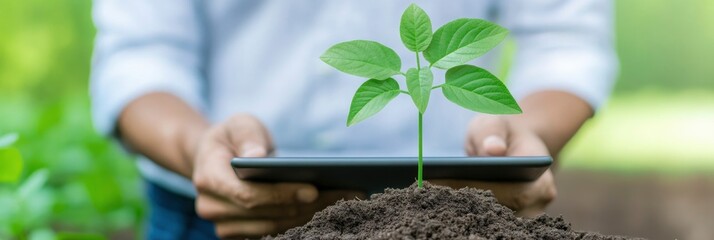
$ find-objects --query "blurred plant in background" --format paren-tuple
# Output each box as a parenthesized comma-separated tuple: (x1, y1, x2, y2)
(0, 0, 143, 239)
(1, 133, 55, 239)
(1, 0, 713, 239)
(561, 0, 714, 173)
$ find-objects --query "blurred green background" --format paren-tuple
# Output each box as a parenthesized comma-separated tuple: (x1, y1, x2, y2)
(0, 0, 712, 239)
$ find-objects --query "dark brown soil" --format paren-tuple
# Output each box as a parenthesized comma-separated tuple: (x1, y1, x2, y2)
(269, 182, 641, 240)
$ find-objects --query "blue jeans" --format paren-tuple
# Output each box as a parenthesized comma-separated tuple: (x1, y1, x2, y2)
(145, 181, 219, 240)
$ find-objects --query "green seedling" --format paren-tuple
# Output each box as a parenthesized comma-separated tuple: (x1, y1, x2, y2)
(320, 4, 522, 188)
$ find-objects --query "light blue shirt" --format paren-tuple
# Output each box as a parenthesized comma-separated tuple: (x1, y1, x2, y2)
(91, 0, 617, 197)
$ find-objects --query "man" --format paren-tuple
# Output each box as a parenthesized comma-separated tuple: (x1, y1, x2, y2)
(91, 0, 617, 239)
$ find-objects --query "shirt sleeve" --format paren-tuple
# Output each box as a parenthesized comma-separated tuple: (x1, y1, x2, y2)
(499, 0, 619, 110)
(90, 0, 206, 136)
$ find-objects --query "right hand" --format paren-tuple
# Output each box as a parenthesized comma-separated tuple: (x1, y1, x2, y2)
(191, 114, 363, 239)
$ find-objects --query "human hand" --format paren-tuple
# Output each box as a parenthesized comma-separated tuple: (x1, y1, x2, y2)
(191, 114, 362, 238)
(431, 115, 557, 217)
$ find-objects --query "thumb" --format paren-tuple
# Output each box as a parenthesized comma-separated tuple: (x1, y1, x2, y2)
(482, 135, 507, 156)
(467, 116, 510, 156)
(239, 142, 268, 157)
(225, 114, 274, 157)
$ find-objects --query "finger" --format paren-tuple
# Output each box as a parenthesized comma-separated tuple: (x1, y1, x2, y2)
(231, 181, 319, 208)
(429, 179, 486, 190)
(431, 167, 555, 213)
(225, 114, 274, 156)
(507, 131, 549, 156)
(430, 178, 529, 210)
(482, 135, 507, 156)
(315, 190, 364, 202)
(464, 141, 476, 156)
(214, 218, 308, 239)
(194, 134, 317, 209)
(240, 142, 268, 157)
(502, 169, 556, 211)
(467, 117, 510, 156)
(515, 170, 557, 217)
(299, 190, 365, 214)
(210, 191, 362, 238)
(197, 190, 361, 222)
(192, 133, 272, 194)
(193, 140, 244, 197)
(196, 194, 299, 220)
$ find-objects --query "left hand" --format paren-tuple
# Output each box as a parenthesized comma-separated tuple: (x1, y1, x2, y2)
(431, 115, 557, 217)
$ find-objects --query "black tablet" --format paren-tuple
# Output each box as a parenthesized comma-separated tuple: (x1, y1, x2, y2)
(231, 156, 551, 193)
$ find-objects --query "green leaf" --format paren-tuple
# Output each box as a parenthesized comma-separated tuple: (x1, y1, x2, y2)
(406, 68, 433, 113)
(0, 133, 19, 148)
(442, 65, 521, 114)
(55, 232, 106, 240)
(29, 228, 55, 240)
(18, 169, 49, 199)
(347, 78, 401, 126)
(0, 147, 23, 183)
(424, 19, 508, 69)
(320, 40, 402, 80)
(400, 4, 433, 52)
(83, 172, 122, 212)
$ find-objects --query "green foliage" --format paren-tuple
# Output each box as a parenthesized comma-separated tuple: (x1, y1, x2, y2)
(424, 19, 508, 69)
(347, 79, 402, 126)
(321, 4, 519, 188)
(443, 65, 521, 114)
(0, 97, 144, 239)
(614, 1, 714, 92)
(0, 133, 19, 147)
(0, 168, 54, 238)
(0, 0, 143, 236)
(17, 169, 49, 200)
(406, 68, 433, 114)
(322, 5, 517, 125)
(0, 148, 23, 183)
(0, 134, 23, 183)
(320, 40, 402, 80)
(400, 4, 433, 52)
(55, 232, 107, 240)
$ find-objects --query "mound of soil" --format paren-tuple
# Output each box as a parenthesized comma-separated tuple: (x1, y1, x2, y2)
(269, 182, 640, 240)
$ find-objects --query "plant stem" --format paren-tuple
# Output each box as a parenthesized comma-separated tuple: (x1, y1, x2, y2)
(415, 52, 424, 188)
(416, 53, 421, 71)
(418, 112, 423, 188)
